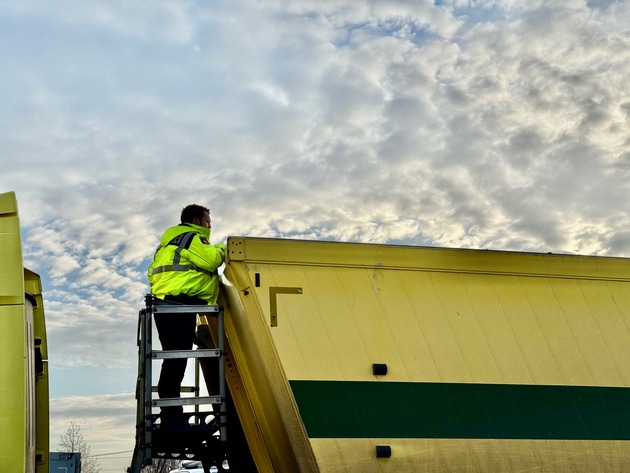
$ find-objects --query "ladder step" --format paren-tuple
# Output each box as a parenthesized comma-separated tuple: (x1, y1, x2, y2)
(152, 386, 199, 393)
(152, 349, 221, 359)
(152, 396, 222, 407)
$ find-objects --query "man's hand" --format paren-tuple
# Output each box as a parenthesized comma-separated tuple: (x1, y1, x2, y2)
(214, 243, 226, 259)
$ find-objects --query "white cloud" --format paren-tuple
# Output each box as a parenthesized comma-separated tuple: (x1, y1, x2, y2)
(6, 0, 630, 359)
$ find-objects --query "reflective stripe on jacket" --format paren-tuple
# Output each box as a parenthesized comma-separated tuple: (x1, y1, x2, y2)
(148, 223, 224, 305)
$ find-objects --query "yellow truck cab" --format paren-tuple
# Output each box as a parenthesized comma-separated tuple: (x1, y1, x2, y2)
(0, 191, 49, 473)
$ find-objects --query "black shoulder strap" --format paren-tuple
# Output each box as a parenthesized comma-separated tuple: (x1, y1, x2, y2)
(166, 231, 197, 250)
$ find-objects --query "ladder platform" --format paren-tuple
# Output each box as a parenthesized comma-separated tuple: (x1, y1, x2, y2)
(152, 395, 222, 407)
(153, 304, 220, 315)
(152, 348, 221, 359)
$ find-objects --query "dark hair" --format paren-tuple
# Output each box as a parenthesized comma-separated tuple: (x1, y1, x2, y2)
(180, 204, 210, 224)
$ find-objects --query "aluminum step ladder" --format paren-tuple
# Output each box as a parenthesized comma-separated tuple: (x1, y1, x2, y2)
(129, 295, 227, 473)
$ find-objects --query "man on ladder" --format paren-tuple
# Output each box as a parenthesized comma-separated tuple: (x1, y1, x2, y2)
(147, 204, 226, 429)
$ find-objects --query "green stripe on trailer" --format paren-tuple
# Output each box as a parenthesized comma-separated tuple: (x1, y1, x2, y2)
(290, 380, 630, 440)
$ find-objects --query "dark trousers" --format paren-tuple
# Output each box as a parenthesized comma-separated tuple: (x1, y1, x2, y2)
(153, 298, 198, 424)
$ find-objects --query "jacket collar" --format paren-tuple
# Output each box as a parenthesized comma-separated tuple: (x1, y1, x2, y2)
(181, 222, 211, 240)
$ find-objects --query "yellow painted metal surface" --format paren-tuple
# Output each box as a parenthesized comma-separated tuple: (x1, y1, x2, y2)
(0, 192, 49, 473)
(25, 268, 50, 471)
(216, 236, 630, 472)
(309, 438, 630, 472)
(0, 191, 23, 306)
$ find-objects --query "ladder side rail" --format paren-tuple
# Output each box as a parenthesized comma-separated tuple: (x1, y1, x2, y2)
(135, 309, 146, 426)
(128, 308, 148, 473)
(218, 307, 227, 441)
(143, 295, 155, 463)
(195, 357, 200, 424)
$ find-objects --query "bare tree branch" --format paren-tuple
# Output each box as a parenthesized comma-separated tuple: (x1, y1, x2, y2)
(57, 422, 101, 473)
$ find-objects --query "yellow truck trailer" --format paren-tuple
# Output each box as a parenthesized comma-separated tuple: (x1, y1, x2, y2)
(0, 191, 50, 473)
(134, 235, 630, 472)
(212, 236, 630, 472)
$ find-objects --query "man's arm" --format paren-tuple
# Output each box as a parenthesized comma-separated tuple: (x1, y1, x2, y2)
(182, 235, 225, 272)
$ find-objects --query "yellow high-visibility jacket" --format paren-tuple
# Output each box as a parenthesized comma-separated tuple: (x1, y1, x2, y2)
(148, 223, 225, 305)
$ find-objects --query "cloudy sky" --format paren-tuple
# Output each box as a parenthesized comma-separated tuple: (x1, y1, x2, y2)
(3, 0, 630, 471)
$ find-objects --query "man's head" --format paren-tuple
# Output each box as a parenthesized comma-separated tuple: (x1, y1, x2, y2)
(181, 204, 211, 228)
